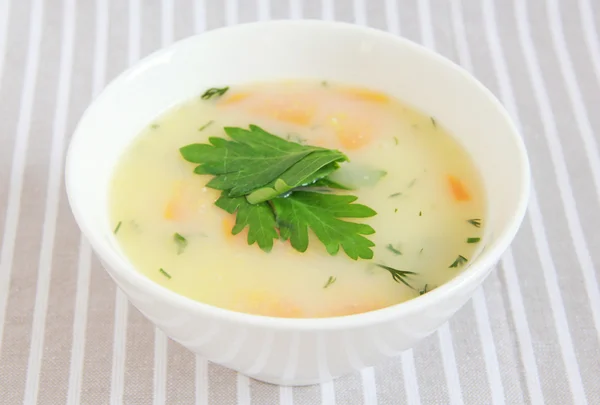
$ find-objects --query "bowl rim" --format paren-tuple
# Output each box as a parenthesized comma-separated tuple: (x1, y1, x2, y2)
(65, 19, 531, 331)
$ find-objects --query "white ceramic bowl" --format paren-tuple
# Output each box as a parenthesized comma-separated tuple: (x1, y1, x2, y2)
(65, 20, 530, 386)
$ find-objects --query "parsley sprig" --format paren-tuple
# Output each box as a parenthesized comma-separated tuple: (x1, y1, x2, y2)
(180, 125, 377, 259)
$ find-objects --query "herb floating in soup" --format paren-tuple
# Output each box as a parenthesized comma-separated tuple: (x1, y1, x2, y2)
(180, 125, 376, 258)
(110, 80, 486, 318)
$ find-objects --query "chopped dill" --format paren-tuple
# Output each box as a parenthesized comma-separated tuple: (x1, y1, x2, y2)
(159, 268, 172, 279)
(113, 221, 122, 234)
(430, 117, 437, 128)
(198, 120, 214, 131)
(386, 244, 402, 255)
(129, 220, 141, 232)
(449, 255, 468, 268)
(467, 237, 481, 244)
(419, 248, 424, 254)
(151, 123, 160, 129)
(323, 276, 336, 289)
(173, 233, 188, 254)
(467, 218, 481, 228)
(394, 208, 398, 213)
(376, 264, 416, 289)
(419, 211, 422, 216)
(389, 179, 416, 199)
(419, 284, 429, 295)
(201, 86, 229, 100)
(394, 136, 399, 145)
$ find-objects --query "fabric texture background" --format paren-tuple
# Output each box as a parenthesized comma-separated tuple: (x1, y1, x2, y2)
(0, 0, 599, 404)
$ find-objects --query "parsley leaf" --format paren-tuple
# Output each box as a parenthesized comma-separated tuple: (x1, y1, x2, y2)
(272, 191, 376, 260)
(181, 125, 345, 198)
(246, 158, 341, 204)
(215, 192, 279, 252)
(181, 125, 377, 258)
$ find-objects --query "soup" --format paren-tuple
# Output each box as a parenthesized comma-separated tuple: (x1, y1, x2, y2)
(109, 81, 485, 318)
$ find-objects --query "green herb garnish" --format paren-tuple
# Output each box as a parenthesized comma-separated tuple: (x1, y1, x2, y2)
(321, 81, 329, 87)
(376, 264, 416, 289)
(215, 193, 279, 252)
(323, 276, 336, 288)
(419, 284, 430, 295)
(151, 123, 160, 129)
(449, 255, 468, 268)
(181, 125, 377, 259)
(113, 221, 122, 234)
(394, 208, 398, 213)
(394, 136, 399, 145)
(272, 192, 376, 260)
(389, 178, 417, 199)
(386, 244, 402, 255)
(467, 237, 480, 243)
(198, 120, 214, 131)
(430, 117, 437, 128)
(419, 211, 422, 216)
(201, 86, 229, 100)
(159, 268, 171, 279)
(181, 125, 346, 201)
(173, 233, 188, 254)
(467, 218, 481, 228)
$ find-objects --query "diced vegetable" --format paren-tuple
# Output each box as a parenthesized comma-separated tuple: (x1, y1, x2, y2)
(325, 163, 387, 189)
(340, 87, 390, 103)
(448, 175, 471, 201)
(328, 113, 373, 149)
(218, 92, 250, 106)
(252, 96, 317, 126)
(164, 181, 184, 220)
(240, 290, 303, 318)
(336, 127, 372, 149)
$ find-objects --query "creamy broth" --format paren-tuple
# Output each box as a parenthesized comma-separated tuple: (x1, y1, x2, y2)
(110, 81, 485, 318)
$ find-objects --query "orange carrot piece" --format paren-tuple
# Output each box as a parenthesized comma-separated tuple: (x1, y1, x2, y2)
(240, 290, 304, 318)
(221, 215, 237, 240)
(448, 175, 471, 201)
(328, 113, 373, 150)
(335, 127, 372, 150)
(218, 92, 250, 106)
(340, 87, 390, 103)
(164, 182, 184, 220)
(163, 201, 178, 220)
(275, 107, 314, 126)
(248, 95, 316, 126)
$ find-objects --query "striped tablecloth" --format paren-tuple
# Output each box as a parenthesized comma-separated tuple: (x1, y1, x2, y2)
(1, 0, 599, 404)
